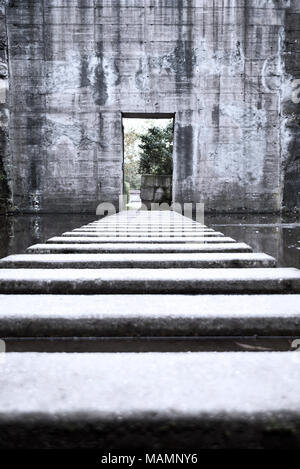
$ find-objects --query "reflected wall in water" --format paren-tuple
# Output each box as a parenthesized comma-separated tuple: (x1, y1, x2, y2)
(0, 213, 299, 269)
(0, 215, 96, 259)
(206, 214, 300, 269)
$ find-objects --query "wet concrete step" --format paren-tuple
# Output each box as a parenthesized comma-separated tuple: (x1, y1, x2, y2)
(0, 253, 276, 269)
(26, 242, 253, 254)
(46, 236, 235, 244)
(0, 352, 299, 449)
(0, 268, 299, 294)
(0, 294, 298, 337)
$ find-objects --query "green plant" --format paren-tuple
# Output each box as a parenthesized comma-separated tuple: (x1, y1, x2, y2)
(138, 123, 173, 176)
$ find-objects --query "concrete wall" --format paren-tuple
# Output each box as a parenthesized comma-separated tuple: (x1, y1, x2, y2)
(0, 0, 10, 213)
(1, 0, 299, 213)
(282, 0, 300, 210)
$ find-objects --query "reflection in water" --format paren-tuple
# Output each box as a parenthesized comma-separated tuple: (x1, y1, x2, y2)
(0, 214, 96, 260)
(205, 214, 300, 269)
(0, 213, 299, 269)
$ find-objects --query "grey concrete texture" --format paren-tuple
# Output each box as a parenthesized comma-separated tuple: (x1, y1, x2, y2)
(1, 0, 299, 212)
(0, 352, 300, 448)
(46, 236, 236, 243)
(62, 230, 224, 237)
(26, 242, 253, 254)
(72, 228, 214, 232)
(0, 252, 276, 269)
(0, 294, 299, 338)
(0, 267, 299, 294)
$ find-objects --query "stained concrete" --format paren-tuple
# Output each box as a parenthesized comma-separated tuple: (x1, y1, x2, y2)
(0, 0, 299, 212)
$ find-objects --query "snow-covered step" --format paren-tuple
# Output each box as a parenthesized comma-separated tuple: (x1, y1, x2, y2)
(71, 228, 215, 233)
(26, 242, 253, 254)
(0, 253, 276, 269)
(61, 231, 225, 238)
(0, 268, 299, 294)
(0, 352, 299, 449)
(0, 294, 298, 337)
(46, 236, 235, 244)
(86, 226, 208, 230)
(87, 223, 206, 228)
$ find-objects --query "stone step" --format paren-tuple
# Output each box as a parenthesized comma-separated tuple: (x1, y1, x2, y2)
(61, 231, 225, 238)
(0, 352, 299, 449)
(27, 242, 253, 254)
(87, 219, 205, 224)
(0, 294, 298, 337)
(0, 268, 299, 294)
(88, 222, 206, 227)
(72, 228, 214, 232)
(0, 253, 276, 269)
(46, 236, 235, 244)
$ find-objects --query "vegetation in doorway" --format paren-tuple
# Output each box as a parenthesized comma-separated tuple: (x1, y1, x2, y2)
(124, 129, 141, 190)
(138, 123, 173, 176)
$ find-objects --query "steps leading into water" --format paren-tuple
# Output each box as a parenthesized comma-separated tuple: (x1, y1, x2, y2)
(0, 210, 299, 449)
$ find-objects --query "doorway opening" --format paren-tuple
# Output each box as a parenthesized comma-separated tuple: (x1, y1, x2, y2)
(122, 113, 175, 210)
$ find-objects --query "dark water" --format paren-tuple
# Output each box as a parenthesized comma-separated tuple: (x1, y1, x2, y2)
(206, 214, 300, 269)
(0, 214, 96, 260)
(0, 213, 300, 269)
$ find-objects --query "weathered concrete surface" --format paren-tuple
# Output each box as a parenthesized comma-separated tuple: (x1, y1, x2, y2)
(0, 267, 299, 294)
(0, 352, 300, 448)
(0, 0, 298, 212)
(46, 235, 235, 244)
(0, 0, 10, 214)
(72, 228, 213, 233)
(26, 241, 253, 254)
(0, 294, 299, 337)
(282, 0, 300, 210)
(0, 252, 276, 269)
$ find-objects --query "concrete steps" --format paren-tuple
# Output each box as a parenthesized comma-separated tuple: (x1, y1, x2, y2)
(0, 294, 299, 337)
(0, 210, 300, 449)
(0, 253, 276, 269)
(0, 268, 299, 294)
(46, 236, 235, 243)
(26, 242, 253, 254)
(62, 230, 223, 237)
(0, 352, 300, 449)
